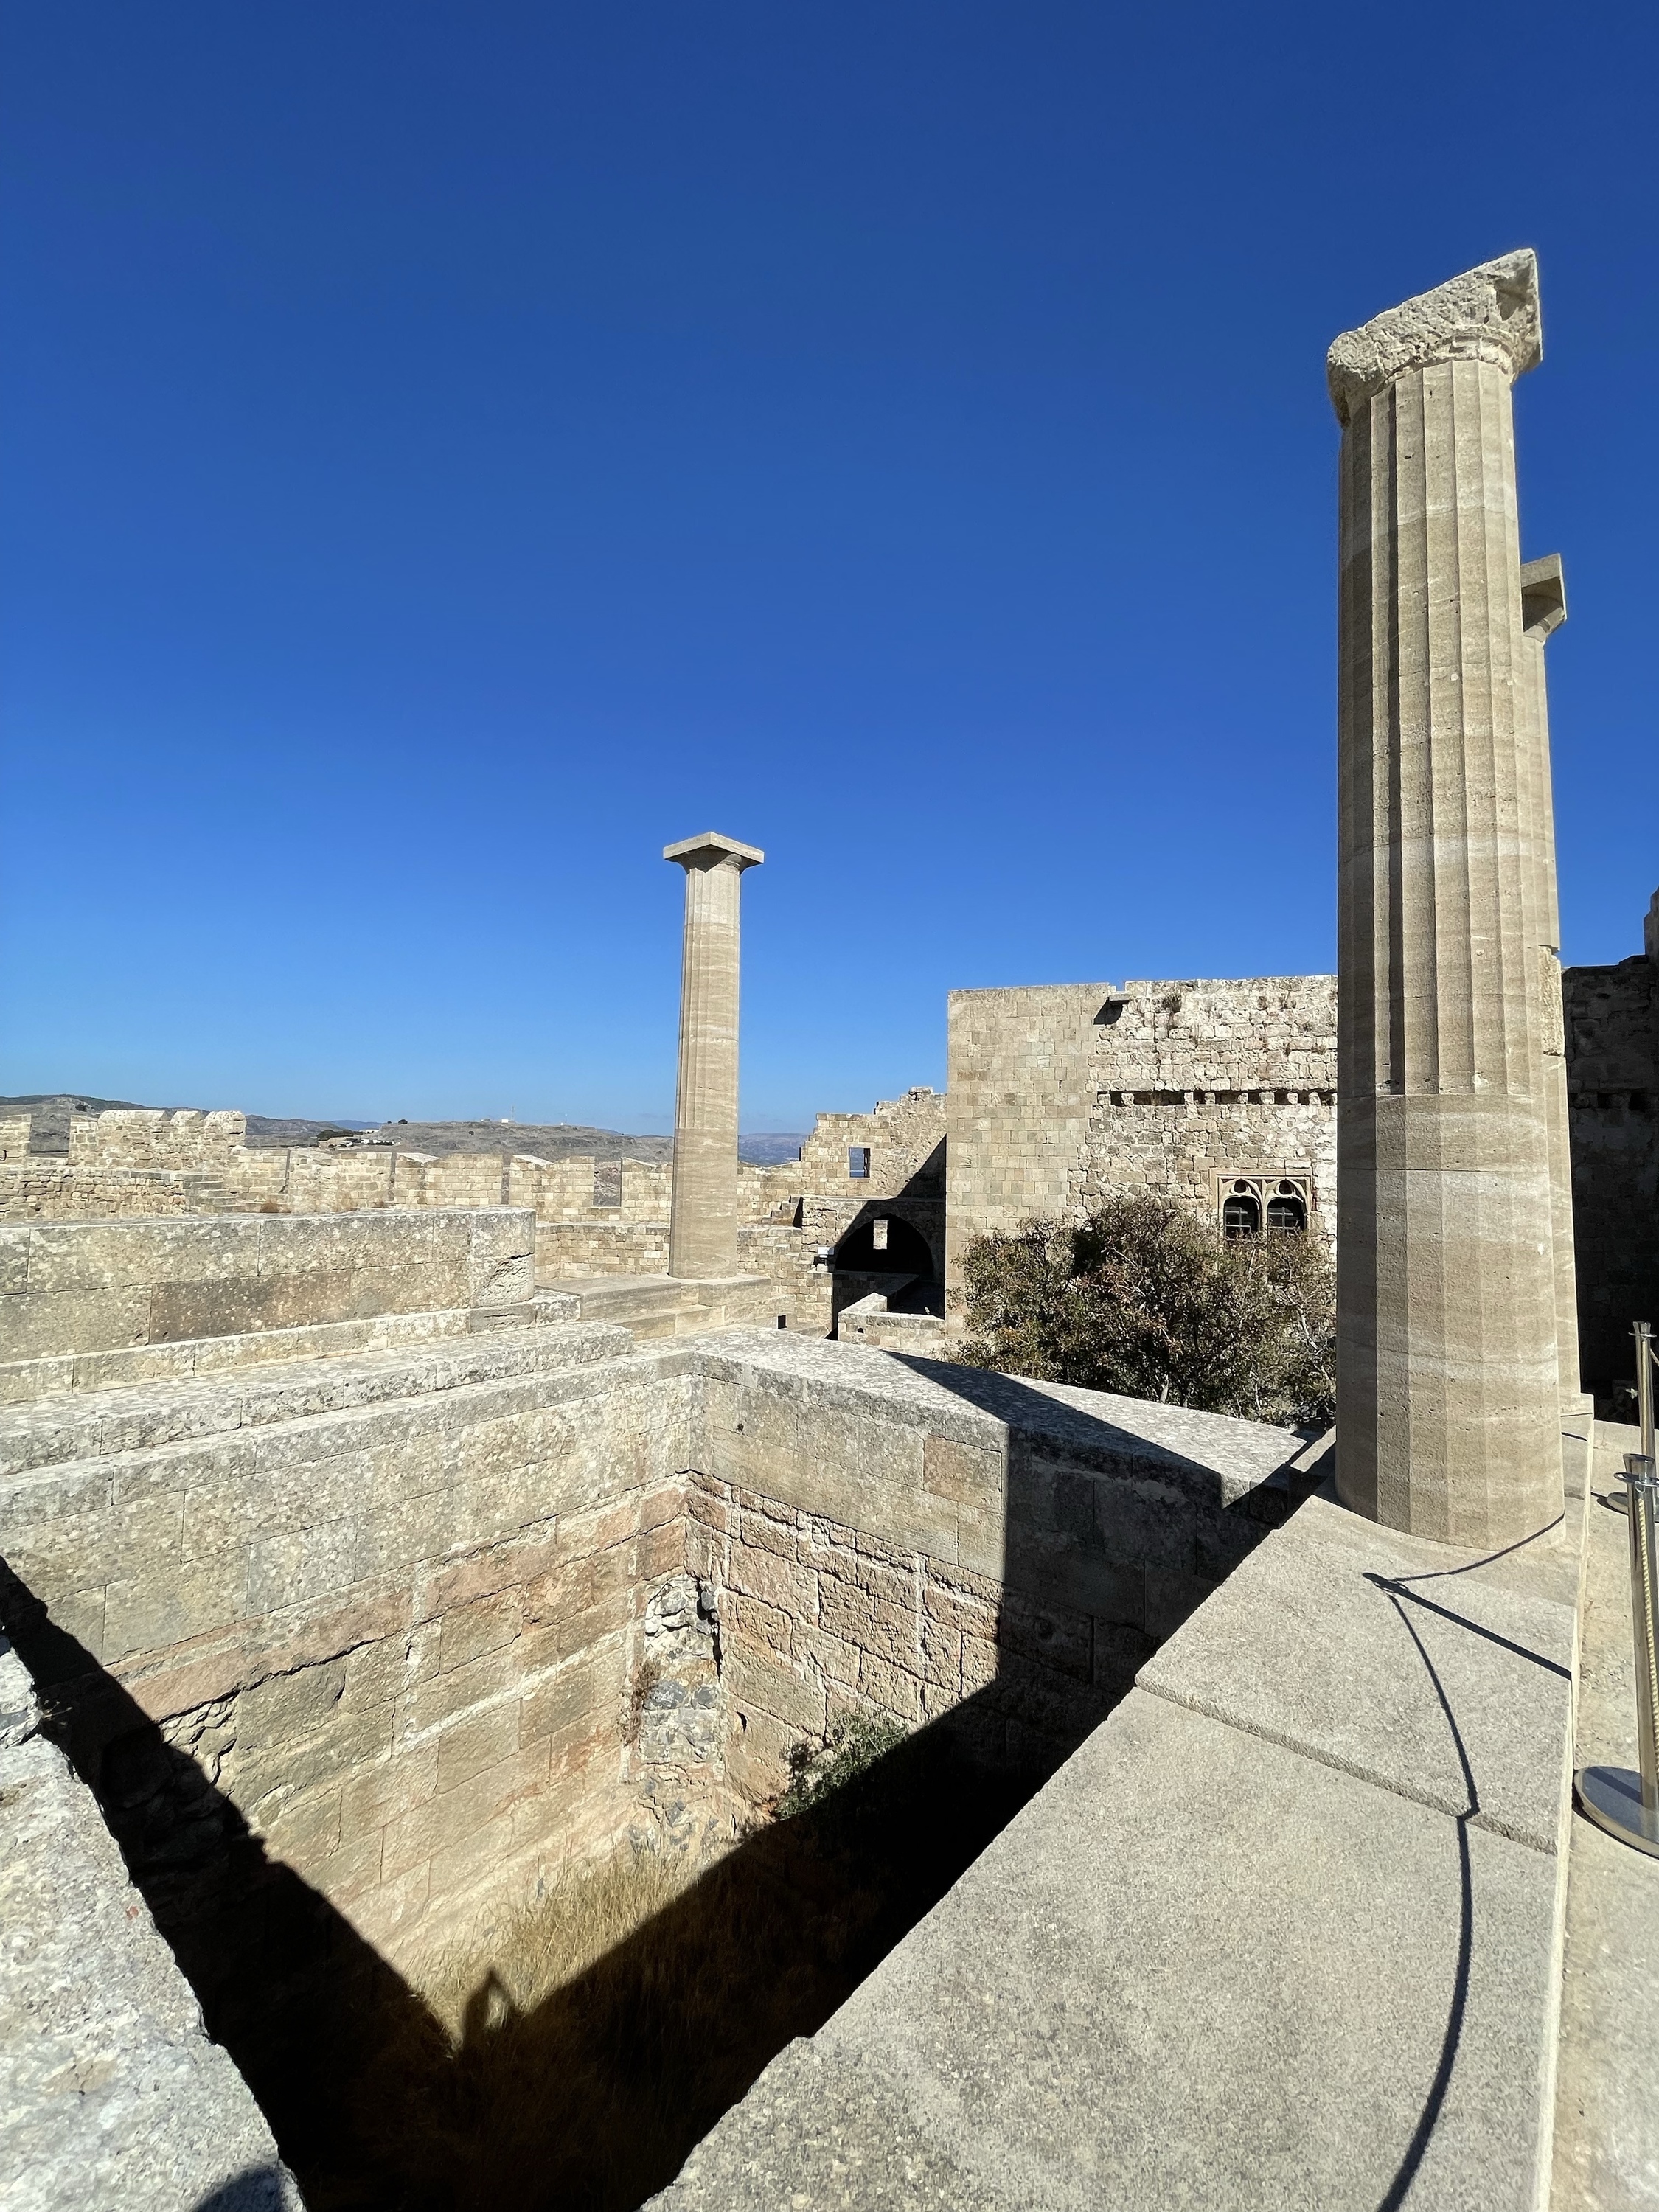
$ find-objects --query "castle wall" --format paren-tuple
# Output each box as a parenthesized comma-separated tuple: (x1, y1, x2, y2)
(687, 1334, 1306, 1812)
(0, 1326, 700, 1980)
(947, 977, 1338, 1301)
(0, 1167, 195, 1221)
(0, 1209, 535, 1363)
(1563, 951, 1659, 1392)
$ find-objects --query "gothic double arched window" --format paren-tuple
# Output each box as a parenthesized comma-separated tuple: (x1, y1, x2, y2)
(1219, 1172, 1312, 1238)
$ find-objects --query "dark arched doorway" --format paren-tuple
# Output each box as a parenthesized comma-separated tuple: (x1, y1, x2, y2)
(834, 1214, 936, 1279)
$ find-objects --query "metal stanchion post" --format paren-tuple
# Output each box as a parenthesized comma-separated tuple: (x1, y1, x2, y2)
(1605, 1319, 1652, 1516)
(1576, 1448, 1659, 1855)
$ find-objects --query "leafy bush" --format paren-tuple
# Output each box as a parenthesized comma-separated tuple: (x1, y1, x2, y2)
(960, 1192, 1335, 1427)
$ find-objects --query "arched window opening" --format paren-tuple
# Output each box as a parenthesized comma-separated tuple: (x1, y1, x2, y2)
(1222, 1188, 1260, 1239)
(1267, 1180, 1307, 1234)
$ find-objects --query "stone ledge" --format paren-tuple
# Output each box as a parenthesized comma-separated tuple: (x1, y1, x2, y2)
(1137, 1486, 1580, 1854)
(0, 1319, 636, 1478)
(651, 1441, 1588, 2211)
(0, 1639, 302, 2212)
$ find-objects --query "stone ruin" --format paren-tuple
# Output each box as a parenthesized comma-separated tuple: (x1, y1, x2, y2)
(1, 254, 1654, 2211)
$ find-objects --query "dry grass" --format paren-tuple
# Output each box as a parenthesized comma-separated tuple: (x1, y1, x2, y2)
(411, 1847, 695, 2037)
(302, 1718, 1048, 2212)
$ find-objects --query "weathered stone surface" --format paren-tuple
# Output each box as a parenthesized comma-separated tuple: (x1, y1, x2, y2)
(658, 1680, 1565, 2211)
(0, 1644, 302, 2212)
(0, 1208, 538, 1364)
(664, 832, 762, 1281)
(1333, 252, 1564, 1544)
(1138, 1487, 1577, 1852)
(1326, 248, 1542, 426)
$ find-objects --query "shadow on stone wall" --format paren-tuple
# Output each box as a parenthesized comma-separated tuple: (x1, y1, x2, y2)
(332, 1668, 1110, 2211)
(1, 1355, 1310, 2212)
(0, 1562, 437, 2205)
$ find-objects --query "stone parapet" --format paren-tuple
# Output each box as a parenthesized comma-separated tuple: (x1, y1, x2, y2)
(0, 1208, 535, 1363)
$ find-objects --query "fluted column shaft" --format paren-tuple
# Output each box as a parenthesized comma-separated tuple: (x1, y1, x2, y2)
(664, 832, 762, 1280)
(1517, 557, 1583, 1403)
(1331, 252, 1562, 1545)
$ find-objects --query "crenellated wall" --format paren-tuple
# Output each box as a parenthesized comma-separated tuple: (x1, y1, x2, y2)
(1564, 942, 1659, 1393)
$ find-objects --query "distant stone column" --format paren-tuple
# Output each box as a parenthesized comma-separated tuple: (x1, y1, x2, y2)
(664, 832, 764, 1280)
(1330, 251, 1563, 1545)
(1518, 554, 1585, 1405)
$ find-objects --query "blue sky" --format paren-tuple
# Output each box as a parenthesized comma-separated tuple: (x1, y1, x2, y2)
(2, 4, 1654, 1131)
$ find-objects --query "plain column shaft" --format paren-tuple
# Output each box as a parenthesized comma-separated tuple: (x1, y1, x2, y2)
(1329, 251, 1564, 1545)
(664, 832, 763, 1281)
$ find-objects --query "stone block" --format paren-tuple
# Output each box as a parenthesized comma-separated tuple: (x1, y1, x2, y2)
(726, 1638, 824, 1736)
(0, 1728, 302, 2212)
(0, 1285, 153, 1360)
(25, 1217, 255, 1293)
(246, 1515, 377, 1615)
(858, 1652, 923, 1722)
(798, 1691, 1562, 2212)
(921, 1433, 1002, 1509)
(404, 1641, 522, 1737)
(1138, 1493, 1577, 1855)
(518, 1649, 614, 1753)
(729, 1590, 793, 1658)
(250, 1780, 344, 1870)
(434, 1698, 523, 1792)
(338, 1742, 439, 1848)
(417, 1525, 561, 1619)
(382, 1741, 549, 1883)
(102, 1550, 247, 1666)
(724, 1536, 815, 1616)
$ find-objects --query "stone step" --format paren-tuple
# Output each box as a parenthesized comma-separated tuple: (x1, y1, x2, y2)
(0, 1317, 637, 1481)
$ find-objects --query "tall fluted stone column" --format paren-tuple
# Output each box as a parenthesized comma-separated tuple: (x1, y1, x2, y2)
(1518, 554, 1585, 1404)
(664, 831, 763, 1281)
(1331, 251, 1564, 1545)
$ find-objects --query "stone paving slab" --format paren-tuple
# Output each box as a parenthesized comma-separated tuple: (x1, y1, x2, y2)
(1551, 1419, 1659, 2211)
(655, 1686, 1562, 2211)
(1136, 1486, 1579, 1852)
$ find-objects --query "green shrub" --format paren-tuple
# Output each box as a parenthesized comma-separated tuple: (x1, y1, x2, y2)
(776, 1711, 910, 1823)
(960, 1192, 1335, 1427)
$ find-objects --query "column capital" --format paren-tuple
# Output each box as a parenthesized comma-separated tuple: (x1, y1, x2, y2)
(1327, 250, 1541, 428)
(1520, 553, 1567, 640)
(664, 830, 765, 872)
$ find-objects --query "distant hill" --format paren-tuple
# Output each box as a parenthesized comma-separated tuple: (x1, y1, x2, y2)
(0, 1093, 173, 1156)
(736, 1132, 808, 1166)
(358, 1121, 808, 1166)
(0, 1096, 805, 1168)
(358, 1120, 675, 1162)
